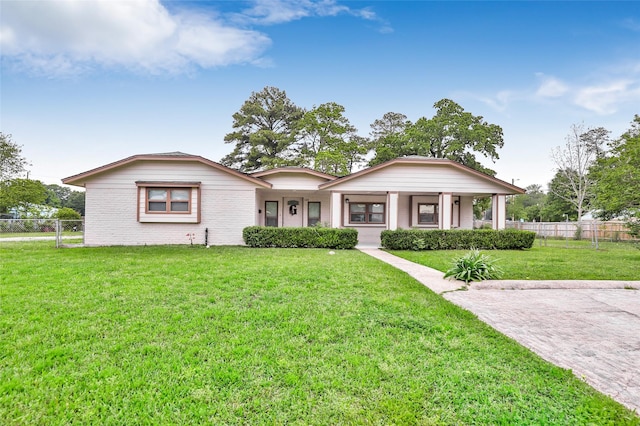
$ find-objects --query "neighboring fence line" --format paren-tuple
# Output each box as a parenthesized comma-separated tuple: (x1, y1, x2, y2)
(0, 218, 84, 247)
(474, 219, 638, 241)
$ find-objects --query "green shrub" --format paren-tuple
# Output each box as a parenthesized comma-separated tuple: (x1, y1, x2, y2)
(380, 229, 535, 250)
(243, 226, 358, 249)
(54, 207, 81, 220)
(444, 249, 503, 283)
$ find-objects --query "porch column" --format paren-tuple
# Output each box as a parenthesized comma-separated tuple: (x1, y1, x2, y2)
(439, 192, 452, 230)
(492, 194, 506, 230)
(330, 191, 342, 228)
(387, 192, 399, 230)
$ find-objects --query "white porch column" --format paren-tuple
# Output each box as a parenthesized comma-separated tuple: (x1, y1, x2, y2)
(439, 192, 452, 230)
(330, 191, 342, 228)
(492, 194, 506, 230)
(387, 192, 399, 230)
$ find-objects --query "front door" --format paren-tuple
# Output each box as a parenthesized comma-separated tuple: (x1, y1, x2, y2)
(282, 197, 303, 227)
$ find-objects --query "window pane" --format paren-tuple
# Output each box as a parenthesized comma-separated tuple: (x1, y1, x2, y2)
(171, 189, 189, 201)
(369, 213, 384, 223)
(149, 202, 166, 211)
(370, 203, 384, 213)
(350, 203, 366, 213)
(148, 189, 167, 201)
(350, 213, 365, 223)
(308, 202, 320, 218)
(265, 201, 278, 227)
(308, 202, 320, 227)
(171, 202, 189, 212)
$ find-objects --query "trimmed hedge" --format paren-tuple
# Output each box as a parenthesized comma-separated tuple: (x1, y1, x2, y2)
(381, 229, 536, 250)
(243, 226, 358, 249)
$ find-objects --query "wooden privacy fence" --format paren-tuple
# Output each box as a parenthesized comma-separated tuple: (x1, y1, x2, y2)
(474, 220, 638, 242)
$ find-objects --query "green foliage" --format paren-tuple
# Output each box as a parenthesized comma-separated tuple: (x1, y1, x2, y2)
(243, 226, 358, 249)
(381, 229, 536, 250)
(590, 115, 640, 230)
(391, 239, 640, 281)
(443, 249, 503, 283)
(54, 207, 81, 220)
(0, 132, 29, 182)
(0, 178, 47, 213)
(298, 102, 366, 176)
(44, 184, 85, 214)
(549, 123, 607, 220)
(543, 171, 581, 221)
(369, 99, 504, 176)
(221, 86, 305, 172)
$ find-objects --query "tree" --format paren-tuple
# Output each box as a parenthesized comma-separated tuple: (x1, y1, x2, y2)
(368, 99, 504, 175)
(65, 191, 86, 216)
(543, 171, 581, 221)
(45, 184, 72, 208)
(590, 115, 640, 224)
(0, 178, 47, 214)
(368, 112, 409, 166)
(1, 132, 29, 182)
(507, 184, 547, 221)
(549, 123, 609, 220)
(297, 102, 367, 176)
(221, 86, 305, 172)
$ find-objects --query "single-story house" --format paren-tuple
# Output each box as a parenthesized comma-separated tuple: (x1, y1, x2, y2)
(62, 152, 524, 246)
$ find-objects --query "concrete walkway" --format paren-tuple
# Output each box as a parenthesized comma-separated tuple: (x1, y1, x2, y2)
(359, 248, 640, 413)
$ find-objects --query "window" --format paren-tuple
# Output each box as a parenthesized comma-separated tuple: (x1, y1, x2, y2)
(308, 202, 321, 226)
(147, 188, 191, 214)
(265, 201, 278, 227)
(418, 203, 438, 224)
(349, 203, 385, 224)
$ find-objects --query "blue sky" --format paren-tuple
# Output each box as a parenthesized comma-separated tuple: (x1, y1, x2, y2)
(1, 0, 639, 189)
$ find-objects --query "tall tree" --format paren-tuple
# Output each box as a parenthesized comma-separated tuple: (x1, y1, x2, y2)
(221, 87, 304, 172)
(543, 170, 583, 221)
(550, 123, 609, 220)
(590, 115, 640, 226)
(368, 99, 504, 175)
(368, 112, 409, 166)
(1, 132, 29, 182)
(298, 102, 366, 176)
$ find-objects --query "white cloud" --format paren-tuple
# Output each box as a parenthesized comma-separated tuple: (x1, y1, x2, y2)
(535, 74, 569, 98)
(475, 67, 640, 116)
(234, 0, 390, 32)
(0, 0, 271, 75)
(573, 79, 640, 114)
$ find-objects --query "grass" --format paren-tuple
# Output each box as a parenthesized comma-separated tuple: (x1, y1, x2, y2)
(1, 242, 638, 424)
(390, 239, 640, 281)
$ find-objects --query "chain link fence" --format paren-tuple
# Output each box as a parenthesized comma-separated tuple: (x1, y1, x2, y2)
(0, 219, 84, 247)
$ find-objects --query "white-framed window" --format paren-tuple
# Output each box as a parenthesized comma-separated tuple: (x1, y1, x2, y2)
(349, 203, 385, 224)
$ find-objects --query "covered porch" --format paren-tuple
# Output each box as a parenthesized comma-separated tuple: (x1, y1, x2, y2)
(327, 191, 507, 247)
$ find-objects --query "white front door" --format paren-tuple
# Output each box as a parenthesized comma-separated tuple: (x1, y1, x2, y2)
(282, 197, 303, 227)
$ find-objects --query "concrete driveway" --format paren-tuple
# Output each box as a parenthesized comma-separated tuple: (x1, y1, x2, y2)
(444, 288, 640, 413)
(360, 249, 640, 413)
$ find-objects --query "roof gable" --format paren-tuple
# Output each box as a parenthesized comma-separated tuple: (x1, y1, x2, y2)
(319, 157, 524, 194)
(62, 152, 271, 188)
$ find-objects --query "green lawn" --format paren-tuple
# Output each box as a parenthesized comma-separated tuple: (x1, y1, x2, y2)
(1, 242, 638, 424)
(390, 239, 640, 281)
